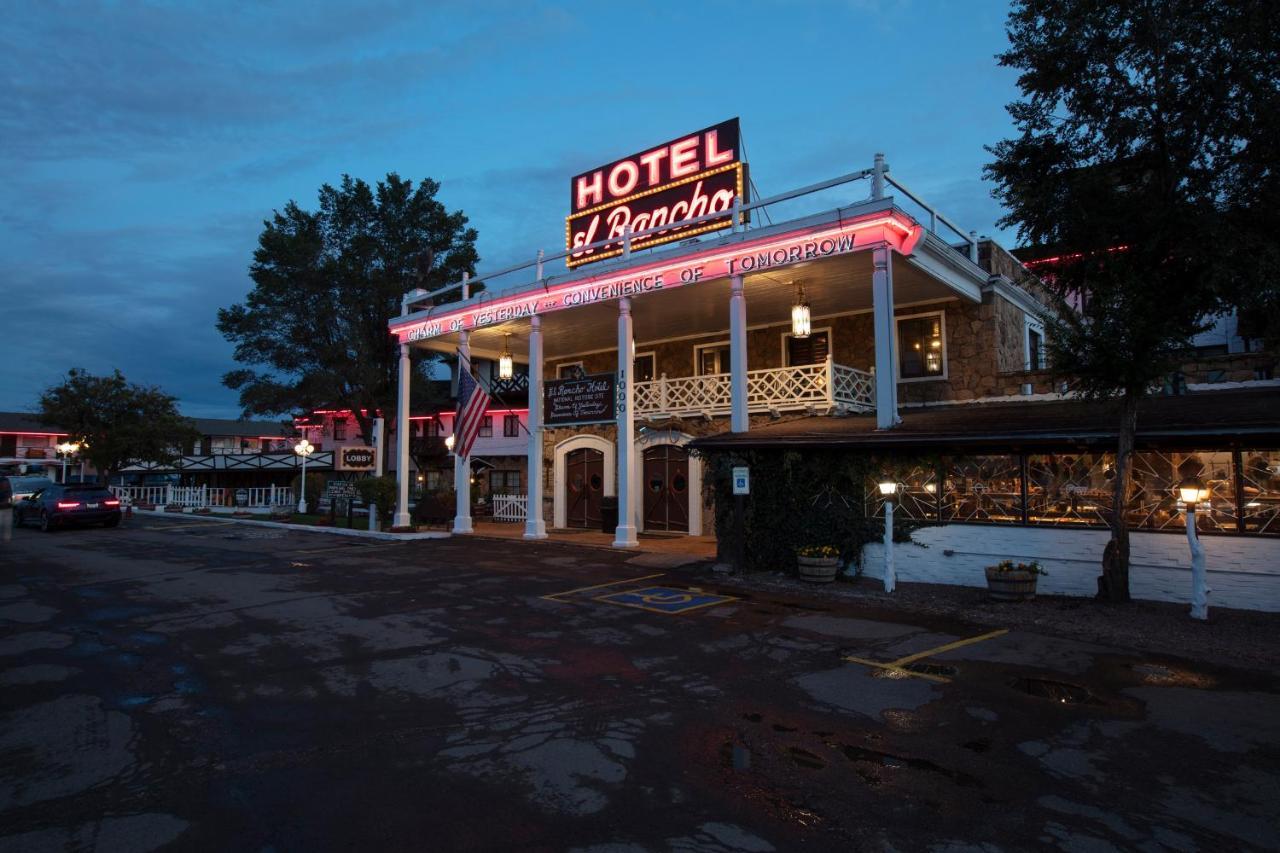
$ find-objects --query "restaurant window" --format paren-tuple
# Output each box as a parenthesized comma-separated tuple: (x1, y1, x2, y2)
(898, 313, 946, 379)
(1241, 451, 1280, 535)
(333, 418, 347, 440)
(695, 342, 731, 376)
(942, 455, 1022, 523)
(634, 352, 656, 383)
(1026, 453, 1112, 527)
(478, 416, 493, 438)
(1128, 450, 1236, 532)
(503, 414, 520, 437)
(785, 330, 830, 367)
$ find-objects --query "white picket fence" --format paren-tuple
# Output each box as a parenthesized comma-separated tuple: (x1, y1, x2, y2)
(110, 485, 294, 509)
(490, 493, 527, 522)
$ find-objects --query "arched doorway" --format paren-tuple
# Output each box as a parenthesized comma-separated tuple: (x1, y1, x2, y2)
(565, 447, 604, 529)
(643, 444, 690, 532)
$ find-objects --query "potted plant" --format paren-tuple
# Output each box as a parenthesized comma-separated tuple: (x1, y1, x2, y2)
(796, 545, 842, 583)
(984, 559, 1047, 601)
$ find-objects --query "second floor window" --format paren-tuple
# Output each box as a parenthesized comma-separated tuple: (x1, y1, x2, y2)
(634, 353, 656, 383)
(503, 414, 520, 437)
(333, 419, 347, 440)
(479, 416, 493, 438)
(695, 343, 730, 376)
(898, 313, 946, 380)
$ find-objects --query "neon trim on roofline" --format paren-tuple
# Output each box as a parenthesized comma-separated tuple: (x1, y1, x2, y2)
(392, 209, 922, 343)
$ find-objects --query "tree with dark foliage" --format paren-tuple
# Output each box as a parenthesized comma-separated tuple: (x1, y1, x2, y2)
(217, 173, 477, 445)
(986, 0, 1280, 602)
(38, 369, 198, 484)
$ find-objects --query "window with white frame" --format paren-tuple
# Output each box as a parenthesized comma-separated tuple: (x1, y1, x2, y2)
(694, 342, 731, 376)
(503, 414, 520, 437)
(897, 312, 946, 380)
(634, 352, 656, 383)
(1026, 322, 1046, 370)
(479, 416, 493, 438)
(783, 329, 831, 367)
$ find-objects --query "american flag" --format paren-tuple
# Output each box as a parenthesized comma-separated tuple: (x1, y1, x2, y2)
(453, 359, 492, 459)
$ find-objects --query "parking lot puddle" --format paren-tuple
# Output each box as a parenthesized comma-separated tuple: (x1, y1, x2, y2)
(1010, 677, 1103, 706)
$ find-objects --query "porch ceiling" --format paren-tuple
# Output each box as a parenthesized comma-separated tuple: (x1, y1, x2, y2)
(414, 251, 962, 362)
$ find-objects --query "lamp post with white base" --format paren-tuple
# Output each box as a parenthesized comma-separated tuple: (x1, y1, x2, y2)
(1178, 476, 1210, 620)
(294, 439, 315, 514)
(56, 441, 80, 484)
(878, 479, 899, 593)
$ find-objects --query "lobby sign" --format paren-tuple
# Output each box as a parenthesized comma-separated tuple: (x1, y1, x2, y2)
(567, 118, 748, 268)
(336, 446, 377, 471)
(395, 210, 924, 343)
(544, 374, 616, 426)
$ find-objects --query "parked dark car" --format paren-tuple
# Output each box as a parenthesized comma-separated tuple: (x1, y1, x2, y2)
(15, 483, 122, 531)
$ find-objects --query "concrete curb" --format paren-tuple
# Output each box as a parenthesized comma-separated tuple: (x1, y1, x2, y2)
(133, 509, 450, 542)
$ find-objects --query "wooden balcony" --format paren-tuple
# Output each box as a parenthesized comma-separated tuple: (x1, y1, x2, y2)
(633, 357, 874, 418)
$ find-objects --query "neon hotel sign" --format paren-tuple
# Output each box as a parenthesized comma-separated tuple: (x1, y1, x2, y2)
(566, 118, 748, 269)
(394, 209, 923, 343)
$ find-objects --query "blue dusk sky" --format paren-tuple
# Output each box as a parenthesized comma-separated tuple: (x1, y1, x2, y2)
(0, 0, 1022, 418)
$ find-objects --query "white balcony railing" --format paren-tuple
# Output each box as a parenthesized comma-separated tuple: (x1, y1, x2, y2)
(633, 356, 874, 418)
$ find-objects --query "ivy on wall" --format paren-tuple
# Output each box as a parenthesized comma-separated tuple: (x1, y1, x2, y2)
(698, 449, 924, 573)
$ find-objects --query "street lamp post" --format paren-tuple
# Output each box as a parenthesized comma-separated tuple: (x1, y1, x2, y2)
(56, 441, 80, 484)
(294, 439, 315, 514)
(878, 479, 899, 593)
(1178, 476, 1210, 620)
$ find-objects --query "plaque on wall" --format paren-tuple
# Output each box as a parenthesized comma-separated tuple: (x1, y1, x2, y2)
(544, 374, 616, 426)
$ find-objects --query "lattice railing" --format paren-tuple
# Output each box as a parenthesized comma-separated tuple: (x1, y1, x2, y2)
(634, 358, 874, 417)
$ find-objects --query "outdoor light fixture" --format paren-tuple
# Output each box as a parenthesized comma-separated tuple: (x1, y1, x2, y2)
(1176, 475, 1209, 621)
(879, 479, 899, 593)
(498, 333, 514, 381)
(791, 284, 811, 339)
(56, 441, 80, 484)
(293, 439, 315, 514)
(445, 435, 456, 453)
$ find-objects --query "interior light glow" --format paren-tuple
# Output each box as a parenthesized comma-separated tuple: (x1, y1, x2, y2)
(791, 284, 811, 339)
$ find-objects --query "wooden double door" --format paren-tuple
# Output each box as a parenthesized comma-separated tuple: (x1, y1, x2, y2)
(643, 444, 690, 532)
(566, 448, 604, 529)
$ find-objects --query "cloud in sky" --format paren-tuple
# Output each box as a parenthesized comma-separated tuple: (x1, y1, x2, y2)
(0, 0, 1021, 417)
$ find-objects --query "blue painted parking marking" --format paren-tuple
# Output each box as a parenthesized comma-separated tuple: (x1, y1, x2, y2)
(595, 586, 736, 615)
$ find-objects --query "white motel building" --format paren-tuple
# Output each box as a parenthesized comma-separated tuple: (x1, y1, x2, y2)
(382, 120, 1280, 608)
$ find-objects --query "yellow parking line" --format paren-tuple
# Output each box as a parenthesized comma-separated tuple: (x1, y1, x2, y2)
(842, 628, 1010, 684)
(540, 572, 665, 602)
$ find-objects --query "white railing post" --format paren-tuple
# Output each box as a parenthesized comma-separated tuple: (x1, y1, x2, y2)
(825, 355, 835, 406)
(165, 484, 173, 506)
(659, 374, 669, 411)
(270, 484, 276, 507)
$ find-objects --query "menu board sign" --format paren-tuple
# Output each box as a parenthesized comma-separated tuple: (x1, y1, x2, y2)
(544, 374, 616, 426)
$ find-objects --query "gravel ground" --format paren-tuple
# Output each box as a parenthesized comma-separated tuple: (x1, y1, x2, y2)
(701, 568, 1280, 675)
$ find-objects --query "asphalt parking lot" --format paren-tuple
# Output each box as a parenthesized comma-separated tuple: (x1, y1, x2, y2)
(1, 516, 1278, 852)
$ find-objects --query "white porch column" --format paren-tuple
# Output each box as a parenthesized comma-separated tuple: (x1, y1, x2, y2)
(613, 298, 639, 548)
(524, 315, 548, 539)
(453, 331, 474, 534)
(871, 244, 899, 429)
(393, 342, 413, 527)
(729, 274, 749, 432)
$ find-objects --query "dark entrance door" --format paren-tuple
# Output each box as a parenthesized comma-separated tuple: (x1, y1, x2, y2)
(565, 448, 604, 528)
(643, 444, 690, 532)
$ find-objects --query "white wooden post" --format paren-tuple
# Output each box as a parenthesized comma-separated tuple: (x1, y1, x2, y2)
(729, 274, 749, 433)
(201, 484, 207, 508)
(659, 374, 669, 411)
(1187, 506, 1208, 620)
(393, 342, 413, 528)
(524, 315, 547, 539)
(871, 244, 899, 429)
(270, 483, 276, 507)
(614, 298, 638, 547)
(373, 416, 385, 477)
(165, 484, 172, 506)
(825, 354, 835, 407)
(883, 499, 896, 593)
(453, 331, 474, 534)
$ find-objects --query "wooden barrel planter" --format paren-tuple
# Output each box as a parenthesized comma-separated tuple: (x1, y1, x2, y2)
(798, 556, 841, 583)
(984, 567, 1038, 601)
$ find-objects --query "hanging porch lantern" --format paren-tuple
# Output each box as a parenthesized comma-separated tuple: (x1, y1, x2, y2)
(498, 333, 514, 380)
(791, 284, 811, 339)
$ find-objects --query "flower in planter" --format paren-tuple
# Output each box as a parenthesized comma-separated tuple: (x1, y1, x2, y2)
(797, 545, 840, 559)
(987, 559, 1047, 576)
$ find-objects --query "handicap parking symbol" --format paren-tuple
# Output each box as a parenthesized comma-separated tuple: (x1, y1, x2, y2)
(596, 586, 736, 614)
